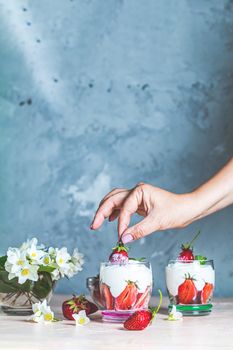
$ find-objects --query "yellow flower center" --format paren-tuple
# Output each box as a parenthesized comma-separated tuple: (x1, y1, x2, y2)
(21, 268, 29, 276)
(78, 317, 85, 325)
(44, 313, 53, 321)
(17, 259, 24, 266)
(44, 257, 50, 264)
(58, 258, 64, 265)
(31, 252, 36, 258)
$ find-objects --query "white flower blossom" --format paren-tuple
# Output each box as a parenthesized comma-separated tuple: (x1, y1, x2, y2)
(5, 248, 27, 274)
(72, 310, 90, 326)
(30, 300, 55, 323)
(51, 268, 60, 281)
(168, 305, 183, 321)
(20, 238, 38, 251)
(4, 238, 84, 284)
(27, 244, 45, 263)
(12, 262, 39, 284)
(55, 247, 71, 276)
(71, 248, 84, 272)
(40, 254, 51, 266)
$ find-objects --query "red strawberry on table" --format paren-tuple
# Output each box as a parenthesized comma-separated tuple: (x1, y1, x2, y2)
(109, 241, 129, 263)
(178, 230, 201, 262)
(124, 290, 162, 331)
(178, 274, 197, 304)
(102, 283, 114, 310)
(201, 283, 213, 304)
(115, 281, 138, 310)
(62, 295, 98, 320)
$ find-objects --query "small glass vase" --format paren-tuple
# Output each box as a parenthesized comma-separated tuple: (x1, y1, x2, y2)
(165, 259, 215, 316)
(0, 271, 56, 315)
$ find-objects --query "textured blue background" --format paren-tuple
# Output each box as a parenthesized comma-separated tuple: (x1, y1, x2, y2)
(0, 0, 233, 296)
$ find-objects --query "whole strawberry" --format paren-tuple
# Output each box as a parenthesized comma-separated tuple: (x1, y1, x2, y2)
(62, 295, 98, 320)
(109, 242, 129, 263)
(178, 230, 201, 262)
(124, 290, 162, 331)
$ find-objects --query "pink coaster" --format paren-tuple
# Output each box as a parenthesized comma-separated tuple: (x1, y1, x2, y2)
(101, 310, 134, 323)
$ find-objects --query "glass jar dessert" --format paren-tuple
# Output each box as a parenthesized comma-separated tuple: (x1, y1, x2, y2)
(166, 259, 215, 315)
(100, 260, 153, 322)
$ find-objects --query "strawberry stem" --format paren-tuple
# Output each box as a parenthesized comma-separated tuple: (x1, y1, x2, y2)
(182, 230, 201, 250)
(188, 230, 201, 248)
(151, 289, 163, 319)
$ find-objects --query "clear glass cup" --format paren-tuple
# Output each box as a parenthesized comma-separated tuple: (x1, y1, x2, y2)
(99, 261, 153, 322)
(165, 259, 215, 315)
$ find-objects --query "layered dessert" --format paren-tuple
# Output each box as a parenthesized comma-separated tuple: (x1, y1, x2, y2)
(99, 242, 153, 317)
(166, 260, 214, 304)
(165, 231, 215, 311)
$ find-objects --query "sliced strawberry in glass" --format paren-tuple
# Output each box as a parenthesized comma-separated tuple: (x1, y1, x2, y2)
(134, 286, 151, 309)
(115, 281, 138, 310)
(201, 283, 213, 304)
(102, 283, 114, 310)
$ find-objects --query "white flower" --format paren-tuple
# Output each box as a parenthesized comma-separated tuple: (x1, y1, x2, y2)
(27, 244, 45, 263)
(65, 262, 78, 278)
(168, 305, 183, 321)
(51, 268, 60, 281)
(32, 301, 42, 315)
(12, 262, 39, 284)
(20, 238, 38, 251)
(5, 248, 27, 273)
(55, 247, 71, 268)
(30, 300, 55, 323)
(55, 247, 71, 276)
(71, 248, 84, 272)
(48, 247, 56, 258)
(40, 254, 51, 266)
(72, 310, 90, 326)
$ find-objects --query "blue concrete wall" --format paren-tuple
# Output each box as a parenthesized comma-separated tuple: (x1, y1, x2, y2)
(0, 0, 233, 296)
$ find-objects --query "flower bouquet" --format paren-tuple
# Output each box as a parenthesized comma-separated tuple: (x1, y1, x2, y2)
(0, 238, 84, 315)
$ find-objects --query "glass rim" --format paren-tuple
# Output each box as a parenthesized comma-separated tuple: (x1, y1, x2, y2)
(100, 260, 151, 266)
(167, 259, 214, 264)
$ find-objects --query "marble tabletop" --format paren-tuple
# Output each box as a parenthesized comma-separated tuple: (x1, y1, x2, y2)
(0, 295, 232, 350)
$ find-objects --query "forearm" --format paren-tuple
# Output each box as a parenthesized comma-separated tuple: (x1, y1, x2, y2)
(191, 157, 233, 222)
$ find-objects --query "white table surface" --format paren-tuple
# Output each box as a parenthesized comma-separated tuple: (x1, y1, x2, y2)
(0, 295, 233, 350)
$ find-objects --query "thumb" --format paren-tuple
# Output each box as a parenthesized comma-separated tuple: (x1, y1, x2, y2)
(121, 212, 158, 243)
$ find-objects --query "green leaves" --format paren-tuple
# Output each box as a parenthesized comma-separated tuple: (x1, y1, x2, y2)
(195, 255, 207, 265)
(0, 271, 54, 299)
(112, 242, 129, 252)
(0, 256, 7, 270)
(32, 272, 53, 299)
(129, 257, 146, 262)
(38, 265, 56, 273)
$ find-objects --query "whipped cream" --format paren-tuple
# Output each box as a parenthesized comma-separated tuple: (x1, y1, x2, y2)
(100, 262, 153, 298)
(166, 261, 215, 296)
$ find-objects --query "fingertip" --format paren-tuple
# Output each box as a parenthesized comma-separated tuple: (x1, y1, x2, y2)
(121, 233, 134, 244)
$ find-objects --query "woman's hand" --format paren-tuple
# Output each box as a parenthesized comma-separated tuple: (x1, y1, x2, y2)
(91, 158, 233, 243)
(91, 183, 200, 243)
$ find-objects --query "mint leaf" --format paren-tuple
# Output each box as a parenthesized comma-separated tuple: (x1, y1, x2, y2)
(195, 255, 207, 265)
(129, 257, 146, 262)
